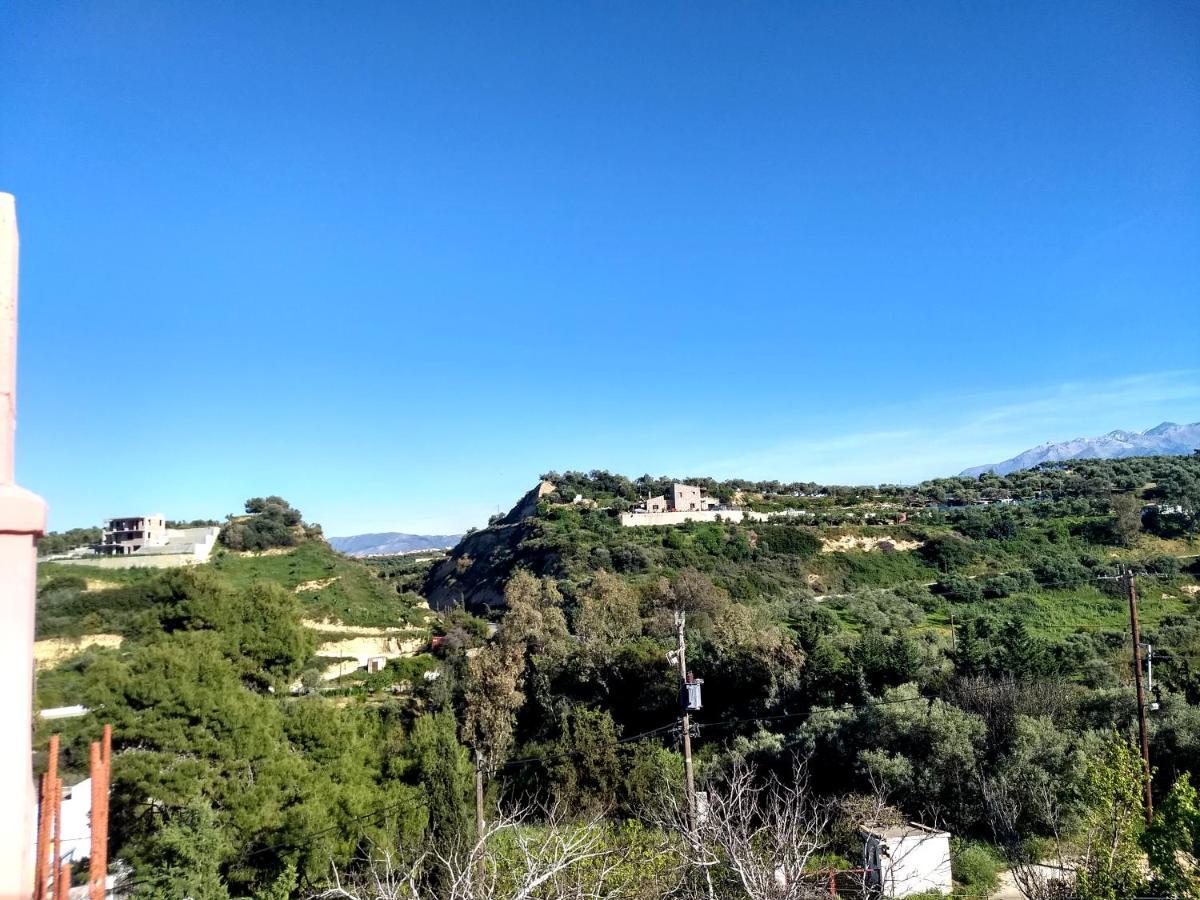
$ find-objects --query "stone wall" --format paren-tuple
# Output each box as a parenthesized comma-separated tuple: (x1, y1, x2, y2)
(619, 509, 817, 527)
(621, 510, 755, 527)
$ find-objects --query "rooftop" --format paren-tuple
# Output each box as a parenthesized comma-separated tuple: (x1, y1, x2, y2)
(860, 822, 949, 840)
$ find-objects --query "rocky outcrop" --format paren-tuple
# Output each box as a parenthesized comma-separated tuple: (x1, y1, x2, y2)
(421, 481, 558, 611)
(498, 480, 556, 525)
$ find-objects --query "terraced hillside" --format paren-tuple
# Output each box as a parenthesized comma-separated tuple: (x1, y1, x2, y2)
(28, 454, 1200, 898)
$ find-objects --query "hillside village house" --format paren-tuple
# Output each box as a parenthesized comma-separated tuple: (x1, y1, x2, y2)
(639, 483, 718, 514)
(671, 483, 704, 511)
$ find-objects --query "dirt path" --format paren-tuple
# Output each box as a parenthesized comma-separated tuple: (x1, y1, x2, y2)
(993, 870, 1022, 899)
(992, 863, 1075, 899)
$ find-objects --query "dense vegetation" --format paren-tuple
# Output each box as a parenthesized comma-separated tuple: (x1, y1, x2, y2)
(32, 456, 1200, 898)
(541, 453, 1200, 521)
(218, 496, 323, 552)
(36, 526, 101, 556)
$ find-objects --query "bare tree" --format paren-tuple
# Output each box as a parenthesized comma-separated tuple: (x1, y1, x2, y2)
(313, 803, 630, 900)
(656, 759, 839, 900)
(981, 771, 1074, 900)
(318, 846, 423, 900)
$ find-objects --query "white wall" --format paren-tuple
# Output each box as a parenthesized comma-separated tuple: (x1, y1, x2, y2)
(865, 832, 952, 898)
(58, 778, 92, 864)
(620, 510, 751, 527)
(620, 509, 820, 527)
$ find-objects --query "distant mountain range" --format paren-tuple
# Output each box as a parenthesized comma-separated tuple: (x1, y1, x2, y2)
(328, 532, 462, 558)
(961, 421, 1200, 477)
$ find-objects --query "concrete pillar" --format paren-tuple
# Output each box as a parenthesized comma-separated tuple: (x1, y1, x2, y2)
(0, 192, 49, 900)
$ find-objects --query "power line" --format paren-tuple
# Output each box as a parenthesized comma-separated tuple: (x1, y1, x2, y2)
(498, 720, 678, 769)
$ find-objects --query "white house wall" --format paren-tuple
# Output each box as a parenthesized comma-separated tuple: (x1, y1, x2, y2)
(866, 833, 952, 897)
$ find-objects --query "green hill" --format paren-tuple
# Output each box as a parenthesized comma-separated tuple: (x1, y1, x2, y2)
(424, 455, 1200, 637)
(37, 539, 428, 638)
(29, 456, 1200, 898)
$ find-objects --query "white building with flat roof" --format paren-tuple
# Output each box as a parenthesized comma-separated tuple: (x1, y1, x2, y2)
(861, 822, 953, 898)
(97, 513, 167, 555)
(43, 516, 222, 569)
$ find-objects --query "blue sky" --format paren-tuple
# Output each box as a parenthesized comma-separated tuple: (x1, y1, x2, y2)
(2, 1, 1198, 535)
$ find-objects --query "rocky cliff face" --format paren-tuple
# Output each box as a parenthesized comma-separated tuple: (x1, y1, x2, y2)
(421, 481, 558, 611)
(961, 421, 1200, 477)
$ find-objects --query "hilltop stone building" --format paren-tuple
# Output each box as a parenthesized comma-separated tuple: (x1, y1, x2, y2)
(639, 483, 717, 513)
(670, 483, 705, 512)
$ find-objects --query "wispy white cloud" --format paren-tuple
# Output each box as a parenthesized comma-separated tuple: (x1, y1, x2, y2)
(692, 370, 1200, 484)
(322, 370, 1200, 533)
(963, 370, 1200, 434)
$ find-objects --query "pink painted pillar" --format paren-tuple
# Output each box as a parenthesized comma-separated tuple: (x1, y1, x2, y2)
(0, 192, 48, 900)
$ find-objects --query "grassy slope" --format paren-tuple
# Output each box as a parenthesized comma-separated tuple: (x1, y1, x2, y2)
(38, 540, 429, 635)
(525, 504, 1200, 643)
(208, 542, 429, 627)
(34, 541, 438, 727)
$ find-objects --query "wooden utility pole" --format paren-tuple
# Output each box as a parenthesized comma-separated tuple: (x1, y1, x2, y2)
(1126, 569, 1154, 825)
(675, 610, 697, 831)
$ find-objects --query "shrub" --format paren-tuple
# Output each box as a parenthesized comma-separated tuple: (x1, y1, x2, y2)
(756, 525, 822, 558)
(941, 574, 984, 604)
(610, 543, 651, 573)
(219, 496, 311, 552)
(1144, 556, 1183, 577)
(1031, 553, 1089, 587)
(951, 839, 1003, 893)
(919, 533, 978, 573)
(982, 574, 1021, 599)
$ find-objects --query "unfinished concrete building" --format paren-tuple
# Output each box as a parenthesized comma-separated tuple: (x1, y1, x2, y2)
(39, 515, 223, 569)
(97, 514, 167, 555)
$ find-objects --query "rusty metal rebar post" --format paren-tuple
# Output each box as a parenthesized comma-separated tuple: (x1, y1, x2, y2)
(52, 778, 61, 863)
(99, 724, 111, 887)
(34, 736, 61, 900)
(88, 741, 103, 900)
(51, 777, 62, 900)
